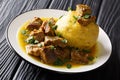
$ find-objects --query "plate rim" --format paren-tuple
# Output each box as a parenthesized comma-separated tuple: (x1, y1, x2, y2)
(6, 9, 112, 73)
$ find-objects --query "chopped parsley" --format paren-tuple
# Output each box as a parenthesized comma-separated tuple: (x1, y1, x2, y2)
(50, 45, 55, 50)
(83, 14, 91, 19)
(53, 58, 64, 66)
(87, 56, 94, 61)
(48, 21, 52, 26)
(26, 36, 35, 44)
(59, 15, 63, 19)
(52, 25, 58, 30)
(66, 64, 72, 69)
(38, 43, 43, 47)
(56, 32, 61, 37)
(34, 40, 39, 44)
(21, 30, 27, 35)
(82, 49, 91, 53)
(73, 16, 80, 22)
(68, 7, 72, 11)
(26, 36, 40, 44)
(62, 39, 67, 44)
(53, 58, 72, 69)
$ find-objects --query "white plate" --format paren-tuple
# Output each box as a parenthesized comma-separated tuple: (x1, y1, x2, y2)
(6, 9, 112, 73)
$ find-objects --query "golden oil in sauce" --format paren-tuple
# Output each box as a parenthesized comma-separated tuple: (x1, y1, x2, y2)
(51, 43, 99, 68)
(17, 18, 58, 52)
(17, 17, 99, 68)
(17, 21, 30, 52)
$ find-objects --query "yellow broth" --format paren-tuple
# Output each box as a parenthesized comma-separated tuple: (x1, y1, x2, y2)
(17, 17, 99, 68)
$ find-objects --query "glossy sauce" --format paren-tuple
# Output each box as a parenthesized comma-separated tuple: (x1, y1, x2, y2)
(17, 18, 99, 68)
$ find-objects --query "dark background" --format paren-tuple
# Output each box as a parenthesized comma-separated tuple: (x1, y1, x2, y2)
(0, 0, 120, 80)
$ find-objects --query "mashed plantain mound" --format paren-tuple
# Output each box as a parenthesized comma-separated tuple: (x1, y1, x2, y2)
(55, 4, 99, 49)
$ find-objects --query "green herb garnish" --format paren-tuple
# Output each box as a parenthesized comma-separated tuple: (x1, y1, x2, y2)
(73, 16, 80, 21)
(82, 49, 91, 53)
(59, 15, 63, 19)
(52, 25, 58, 30)
(26, 36, 35, 44)
(73, 16, 78, 20)
(66, 64, 72, 69)
(34, 40, 39, 44)
(83, 14, 91, 19)
(53, 58, 64, 66)
(62, 39, 67, 44)
(48, 21, 52, 26)
(38, 43, 42, 47)
(56, 32, 61, 37)
(21, 30, 27, 35)
(87, 56, 94, 61)
(50, 45, 55, 50)
(68, 7, 72, 11)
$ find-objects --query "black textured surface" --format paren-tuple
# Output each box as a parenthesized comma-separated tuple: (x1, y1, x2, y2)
(0, 0, 120, 80)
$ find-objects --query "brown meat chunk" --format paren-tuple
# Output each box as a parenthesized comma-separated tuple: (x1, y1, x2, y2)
(39, 46, 57, 64)
(25, 17, 43, 30)
(26, 44, 56, 64)
(54, 47, 71, 60)
(30, 29, 45, 42)
(26, 44, 70, 64)
(39, 46, 70, 64)
(40, 21, 47, 31)
(44, 36, 67, 48)
(71, 49, 89, 64)
(48, 18, 56, 26)
(40, 21, 55, 36)
(78, 16, 96, 26)
(44, 24, 55, 36)
(76, 4, 96, 26)
(26, 44, 42, 56)
(76, 4, 92, 16)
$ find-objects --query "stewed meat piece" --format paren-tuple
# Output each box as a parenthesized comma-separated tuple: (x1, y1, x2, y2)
(54, 47, 71, 60)
(76, 4, 92, 17)
(39, 46, 57, 64)
(44, 23, 55, 36)
(25, 17, 43, 30)
(76, 4, 96, 26)
(26, 44, 68, 64)
(39, 46, 71, 64)
(71, 49, 89, 64)
(44, 36, 67, 48)
(40, 21, 47, 31)
(23, 4, 96, 66)
(30, 29, 45, 42)
(48, 18, 56, 26)
(78, 16, 96, 26)
(40, 21, 55, 36)
(26, 44, 42, 56)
